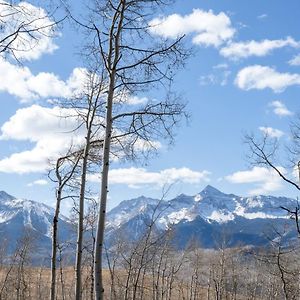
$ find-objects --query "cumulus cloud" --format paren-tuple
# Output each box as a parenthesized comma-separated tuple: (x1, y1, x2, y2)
(88, 167, 211, 188)
(0, 105, 86, 174)
(149, 9, 235, 47)
(259, 126, 284, 138)
(288, 54, 300, 66)
(0, 58, 86, 102)
(0, 0, 59, 60)
(269, 101, 293, 116)
(226, 166, 285, 195)
(235, 65, 300, 92)
(0, 104, 163, 174)
(27, 179, 48, 187)
(220, 37, 299, 59)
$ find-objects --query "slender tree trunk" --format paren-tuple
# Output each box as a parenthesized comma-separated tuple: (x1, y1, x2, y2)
(50, 184, 62, 300)
(50, 156, 79, 300)
(94, 2, 125, 299)
(94, 71, 115, 299)
(75, 127, 92, 300)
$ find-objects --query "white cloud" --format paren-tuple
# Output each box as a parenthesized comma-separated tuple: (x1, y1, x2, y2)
(0, 57, 86, 102)
(257, 14, 268, 20)
(288, 54, 300, 66)
(269, 101, 293, 116)
(220, 37, 299, 59)
(0, 1, 59, 60)
(88, 167, 211, 188)
(126, 96, 148, 105)
(0, 104, 163, 174)
(226, 166, 285, 195)
(115, 93, 148, 105)
(259, 126, 284, 138)
(149, 9, 235, 47)
(235, 65, 300, 92)
(0, 105, 86, 174)
(27, 179, 48, 187)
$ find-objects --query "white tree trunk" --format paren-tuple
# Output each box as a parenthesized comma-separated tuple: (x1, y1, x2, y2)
(94, 71, 115, 300)
(75, 129, 92, 300)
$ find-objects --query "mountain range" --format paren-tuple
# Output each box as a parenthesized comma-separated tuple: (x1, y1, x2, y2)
(105, 185, 298, 248)
(0, 185, 298, 261)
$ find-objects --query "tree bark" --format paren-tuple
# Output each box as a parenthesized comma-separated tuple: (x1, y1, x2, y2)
(75, 130, 92, 300)
(94, 2, 125, 299)
(94, 71, 115, 300)
(50, 176, 62, 300)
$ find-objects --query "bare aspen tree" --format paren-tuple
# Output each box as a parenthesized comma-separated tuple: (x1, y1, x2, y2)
(73, 71, 106, 300)
(49, 152, 81, 300)
(47, 68, 106, 300)
(245, 118, 300, 237)
(74, 2, 189, 298)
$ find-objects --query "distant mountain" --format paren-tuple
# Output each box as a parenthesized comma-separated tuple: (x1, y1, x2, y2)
(0, 191, 73, 261)
(106, 185, 299, 248)
(0, 186, 298, 263)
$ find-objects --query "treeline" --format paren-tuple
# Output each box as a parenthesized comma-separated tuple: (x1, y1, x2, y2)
(0, 223, 299, 300)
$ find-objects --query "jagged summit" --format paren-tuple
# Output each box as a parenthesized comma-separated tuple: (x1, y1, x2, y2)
(105, 187, 298, 248)
(107, 186, 298, 229)
(200, 185, 225, 196)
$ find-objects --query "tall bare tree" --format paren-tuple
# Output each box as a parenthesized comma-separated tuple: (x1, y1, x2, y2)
(78, 2, 189, 298)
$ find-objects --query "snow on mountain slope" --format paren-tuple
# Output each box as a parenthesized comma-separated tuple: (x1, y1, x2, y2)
(0, 190, 69, 239)
(106, 195, 168, 229)
(107, 185, 297, 230)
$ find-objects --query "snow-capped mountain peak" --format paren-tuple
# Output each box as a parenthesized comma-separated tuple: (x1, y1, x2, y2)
(104, 186, 299, 248)
(200, 185, 225, 196)
(107, 186, 298, 229)
(0, 191, 70, 240)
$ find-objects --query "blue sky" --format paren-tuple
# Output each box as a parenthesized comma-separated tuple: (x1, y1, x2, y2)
(0, 0, 300, 213)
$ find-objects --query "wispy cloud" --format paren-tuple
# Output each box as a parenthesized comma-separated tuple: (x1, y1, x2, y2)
(257, 14, 268, 20)
(269, 101, 293, 117)
(288, 54, 300, 66)
(200, 64, 231, 86)
(259, 126, 284, 138)
(235, 65, 300, 92)
(149, 9, 235, 47)
(27, 179, 48, 187)
(220, 37, 299, 59)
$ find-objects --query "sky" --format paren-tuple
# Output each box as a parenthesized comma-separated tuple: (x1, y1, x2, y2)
(1, 0, 300, 213)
